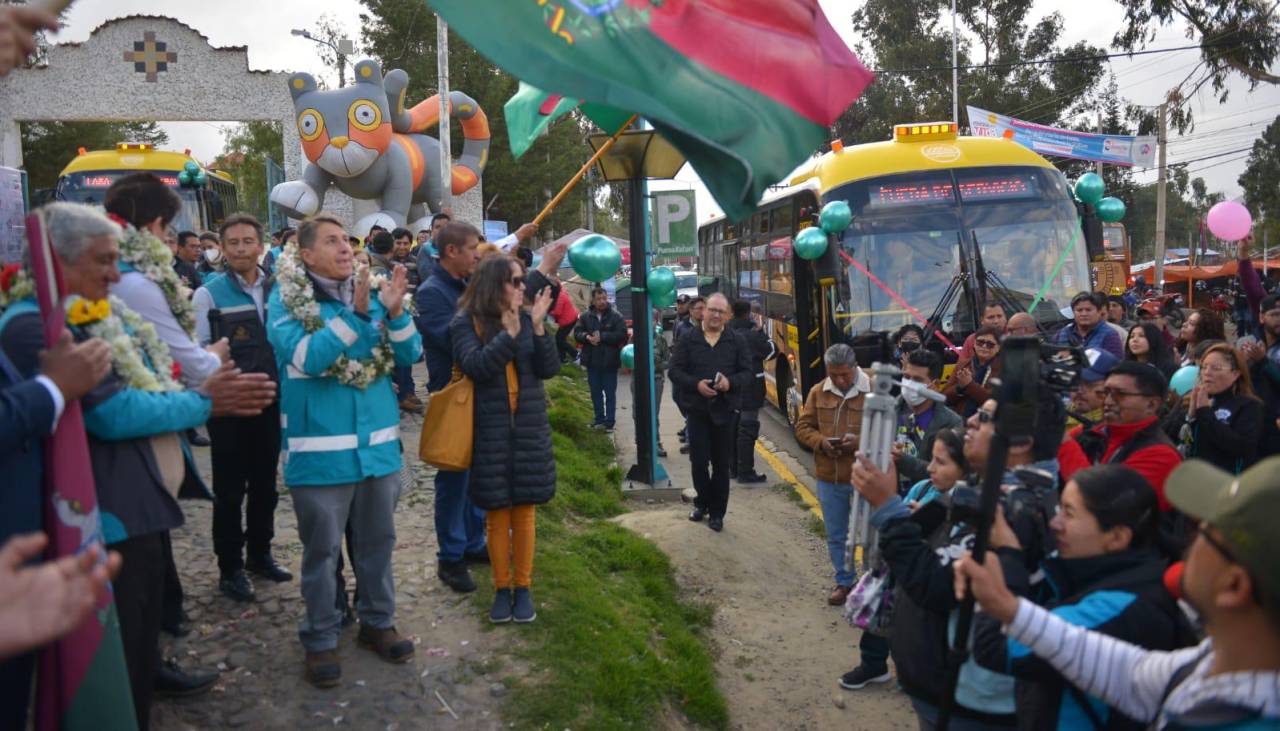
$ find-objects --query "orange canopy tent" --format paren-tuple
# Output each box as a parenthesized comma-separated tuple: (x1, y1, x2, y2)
(1159, 256, 1280, 283)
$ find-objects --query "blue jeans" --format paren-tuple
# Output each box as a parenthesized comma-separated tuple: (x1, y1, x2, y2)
(434, 469, 486, 563)
(393, 364, 415, 401)
(817, 480, 856, 587)
(586, 366, 618, 427)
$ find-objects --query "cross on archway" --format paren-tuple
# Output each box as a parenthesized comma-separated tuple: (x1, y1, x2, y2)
(123, 31, 177, 82)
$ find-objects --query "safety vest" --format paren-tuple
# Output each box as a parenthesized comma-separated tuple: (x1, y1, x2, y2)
(203, 269, 278, 382)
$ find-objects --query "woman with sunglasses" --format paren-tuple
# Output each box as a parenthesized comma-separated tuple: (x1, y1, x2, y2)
(944, 326, 1002, 418)
(452, 255, 559, 624)
(971, 465, 1194, 730)
(1175, 343, 1264, 474)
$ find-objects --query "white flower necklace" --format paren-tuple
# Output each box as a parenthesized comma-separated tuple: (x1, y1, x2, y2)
(274, 242, 399, 389)
(116, 223, 197, 338)
(70, 294, 183, 392)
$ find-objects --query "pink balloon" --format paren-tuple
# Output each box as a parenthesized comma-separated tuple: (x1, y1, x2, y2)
(1206, 201, 1253, 242)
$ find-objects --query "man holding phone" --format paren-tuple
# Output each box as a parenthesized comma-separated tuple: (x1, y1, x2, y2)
(667, 293, 753, 532)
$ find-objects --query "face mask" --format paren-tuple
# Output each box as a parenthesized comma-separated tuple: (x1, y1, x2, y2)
(899, 340, 921, 353)
(901, 381, 928, 407)
(203, 248, 222, 264)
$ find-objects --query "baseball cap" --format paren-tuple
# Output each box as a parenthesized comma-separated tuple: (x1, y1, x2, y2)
(676, 294, 691, 304)
(1165, 456, 1280, 603)
(1080, 348, 1119, 383)
(1137, 301, 1162, 317)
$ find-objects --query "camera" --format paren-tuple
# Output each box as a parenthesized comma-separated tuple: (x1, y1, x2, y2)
(947, 466, 1058, 562)
(1038, 342, 1086, 393)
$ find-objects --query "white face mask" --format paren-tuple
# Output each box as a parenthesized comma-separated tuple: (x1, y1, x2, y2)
(203, 248, 222, 264)
(901, 380, 929, 407)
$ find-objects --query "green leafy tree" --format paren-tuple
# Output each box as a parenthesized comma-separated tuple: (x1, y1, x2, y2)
(358, 0, 598, 241)
(1239, 115, 1280, 248)
(217, 121, 284, 222)
(20, 121, 169, 192)
(1112, 0, 1280, 132)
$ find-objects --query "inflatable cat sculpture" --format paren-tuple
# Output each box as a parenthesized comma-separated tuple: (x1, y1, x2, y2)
(270, 59, 489, 234)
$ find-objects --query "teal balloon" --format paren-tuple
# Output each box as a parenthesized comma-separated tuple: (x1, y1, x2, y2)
(1074, 173, 1105, 205)
(647, 266, 676, 297)
(651, 287, 677, 307)
(1096, 196, 1126, 223)
(567, 234, 622, 282)
(193, 171, 207, 187)
(794, 227, 829, 260)
(183, 161, 199, 174)
(620, 343, 635, 370)
(177, 170, 192, 186)
(1170, 365, 1199, 397)
(819, 200, 853, 234)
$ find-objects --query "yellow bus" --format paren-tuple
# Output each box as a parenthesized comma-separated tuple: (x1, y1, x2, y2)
(54, 143, 240, 233)
(697, 122, 1090, 428)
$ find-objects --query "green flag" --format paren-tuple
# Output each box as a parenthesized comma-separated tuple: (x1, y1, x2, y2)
(431, 0, 873, 220)
(504, 82, 631, 159)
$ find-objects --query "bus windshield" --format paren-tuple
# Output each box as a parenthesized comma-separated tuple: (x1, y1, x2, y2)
(674, 273, 698, 290)
(830, 165, 1087, 335)
(56, 170, 203, 232)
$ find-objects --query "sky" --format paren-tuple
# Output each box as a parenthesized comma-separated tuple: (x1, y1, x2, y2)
(44, 0, 1279, 223)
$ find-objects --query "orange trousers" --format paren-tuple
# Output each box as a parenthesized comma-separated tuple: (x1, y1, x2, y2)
(485, 505, 536, 589)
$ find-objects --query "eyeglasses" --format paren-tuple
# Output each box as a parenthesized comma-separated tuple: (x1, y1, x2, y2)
(1198, 524, 1237, 563)
(1201, 363, 1236, 374)
(507, 276, 526, 287)
(976, 410, 996, 424)
(975, 339, 999, 348)
(1102, 387, 1146, 400)
(705, 308, 729, 316)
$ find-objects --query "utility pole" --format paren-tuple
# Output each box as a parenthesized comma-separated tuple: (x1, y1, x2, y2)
(585, 168, 595, 231)
(1095, 111, 1104, 178)
(436, 15, 453, 213)
(951, 0, 959, 124)
(1154, 102, 1168, 293)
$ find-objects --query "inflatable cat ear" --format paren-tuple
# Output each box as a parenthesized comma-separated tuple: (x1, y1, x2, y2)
(288, 72, 317, 101)
(352, 60, 384, 86)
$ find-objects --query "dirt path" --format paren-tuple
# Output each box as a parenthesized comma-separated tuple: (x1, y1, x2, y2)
(615, 483, 917, 731)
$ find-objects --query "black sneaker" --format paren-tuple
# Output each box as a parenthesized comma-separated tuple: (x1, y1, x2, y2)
(246, 554, 293, 583)
(707, 517, 724, 532)
(185, 428, 211, 447)
(839, 666, 891, 690)
(437, 560, 477, 593)
(219, 570, 256, 603)
(737, 471, 768, 484)
(688, 507, 706, 522)
(154, 658, 218, 697)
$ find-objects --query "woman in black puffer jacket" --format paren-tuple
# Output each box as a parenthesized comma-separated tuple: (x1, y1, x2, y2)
(451, 255, 560, 624)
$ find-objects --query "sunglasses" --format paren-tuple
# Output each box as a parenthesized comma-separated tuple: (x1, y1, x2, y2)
(975, 339, 999, 348)
(507, 276, 526, 287)
(976, 410, 996, 424)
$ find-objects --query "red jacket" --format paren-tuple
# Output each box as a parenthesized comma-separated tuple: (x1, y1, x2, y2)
(1057, 416, 1182, 510)
(550, 290, 579, 328)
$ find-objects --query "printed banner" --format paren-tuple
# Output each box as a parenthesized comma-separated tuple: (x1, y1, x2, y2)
(650, 190, 697, 257)
(967, 106, 1156, 168)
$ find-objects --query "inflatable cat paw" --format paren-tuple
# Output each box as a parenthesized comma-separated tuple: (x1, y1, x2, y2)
(270, 59, 489, 233)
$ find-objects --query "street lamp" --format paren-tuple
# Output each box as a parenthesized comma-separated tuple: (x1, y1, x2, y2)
(291, 29, 354, 87)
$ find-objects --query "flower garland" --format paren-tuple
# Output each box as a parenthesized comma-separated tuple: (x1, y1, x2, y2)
(275, 242, 413, 389)
(115, 221, 197, 338)
(0, 264, 35, 309)
(68, 294, 183, 392)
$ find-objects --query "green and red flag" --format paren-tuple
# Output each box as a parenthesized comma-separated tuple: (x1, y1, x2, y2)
(26, 211, 137, 731)
(433, 0, 873, 220)
(505, 81, 631, 158)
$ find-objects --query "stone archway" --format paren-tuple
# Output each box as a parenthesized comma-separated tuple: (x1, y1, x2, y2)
(0, 15, 485, 226)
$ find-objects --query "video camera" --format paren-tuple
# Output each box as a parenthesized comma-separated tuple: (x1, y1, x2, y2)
(947, 466, 1059, 566)
(1038, 342, 1087, 394)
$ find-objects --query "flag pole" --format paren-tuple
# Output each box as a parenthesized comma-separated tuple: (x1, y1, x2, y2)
(532, 114, 637, 227)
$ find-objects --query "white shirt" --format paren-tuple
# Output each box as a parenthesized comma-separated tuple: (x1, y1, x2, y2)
(111, 270, 221, 390)
(494, 232, 520, 253)
(192, 269, 268, 346)
(35, 375, 65, 432)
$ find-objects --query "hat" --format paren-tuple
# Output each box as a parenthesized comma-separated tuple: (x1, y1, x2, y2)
(1080, 348, 1119, 383)
(1137, 301, 1162, 317)
(1165, 456, 1280, 603)
(676, 294, 691, 304)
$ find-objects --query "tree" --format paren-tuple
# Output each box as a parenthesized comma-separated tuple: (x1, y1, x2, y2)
(1112, 1, 1280, 132)
(834, 0, 1107, 144)
(305, 13, 360, 89)
(20, 121, 169, 192)
(358, 0, 597, 241)
(1239, 115, 1280, 247)
(217, 121, 284, 223)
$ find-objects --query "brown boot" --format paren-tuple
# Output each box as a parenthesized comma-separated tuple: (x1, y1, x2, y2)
(828, 585, 852, 606)
(305, 649, 342, 688)
(357, 624, 415, 664)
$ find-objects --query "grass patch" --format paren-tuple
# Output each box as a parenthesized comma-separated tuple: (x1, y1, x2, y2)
(475, 365, 728, 730)
(771, 481, 807, 507)
(806, 514, 827, 539)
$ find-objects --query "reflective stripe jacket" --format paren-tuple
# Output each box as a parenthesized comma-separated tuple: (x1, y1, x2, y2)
(267, 277, 423, 487)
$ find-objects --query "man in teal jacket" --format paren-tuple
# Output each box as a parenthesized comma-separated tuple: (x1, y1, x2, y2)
(267, 214, 423, 688)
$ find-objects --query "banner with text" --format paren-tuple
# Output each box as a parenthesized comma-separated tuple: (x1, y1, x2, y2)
(967, 105, 1157, 168)
(651, 190, 697, 257)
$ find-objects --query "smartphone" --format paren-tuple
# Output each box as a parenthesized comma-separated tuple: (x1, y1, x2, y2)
(825, 437, 842, 445)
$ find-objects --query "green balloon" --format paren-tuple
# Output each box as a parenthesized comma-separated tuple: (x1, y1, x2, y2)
(177, 170, 192, 186)
(620, 343, 635, 369)
(567, 234, 622, 282)
(183, 161, 199, 174)
(193, 171, 207, 187)
(1074, 172, 1105, 205)
(794, 227, 829, 260)
(820, 200, 853, 234)
(647, 266, 676, 297)
(1096, 196, 1126, 223)
(651, 287, 677, 307)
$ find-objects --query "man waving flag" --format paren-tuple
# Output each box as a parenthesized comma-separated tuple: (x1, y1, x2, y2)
(436, 0, 873, 220)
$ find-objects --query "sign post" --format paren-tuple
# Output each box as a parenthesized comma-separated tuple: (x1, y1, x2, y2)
(650, 190, 696, 261)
